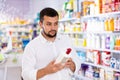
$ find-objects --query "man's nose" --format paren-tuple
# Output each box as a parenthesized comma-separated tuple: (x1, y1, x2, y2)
(51, 24, 56, 29)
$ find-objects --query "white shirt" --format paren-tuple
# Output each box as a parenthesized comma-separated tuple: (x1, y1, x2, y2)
(22, 32, 80, 80)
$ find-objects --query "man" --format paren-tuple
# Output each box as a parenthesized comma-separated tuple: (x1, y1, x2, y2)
(22, 7, 80, 80)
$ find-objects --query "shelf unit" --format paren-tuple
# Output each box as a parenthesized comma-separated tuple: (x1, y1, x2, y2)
(82, 62, 120, 72)
(59, 18, 80, 22)
(59, 31, 120, 54)
(59, 11, 120, 79)
(78, 75, 92, 80)
(76, 46, 120, 53)
(79, 10, 120, 80)
(82, 11, 120, 19)
(0, 23, 39, 53)
(0, 54, 22, 80)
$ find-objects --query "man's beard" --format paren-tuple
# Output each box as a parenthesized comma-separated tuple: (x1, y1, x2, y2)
(42, 29, 57, 38)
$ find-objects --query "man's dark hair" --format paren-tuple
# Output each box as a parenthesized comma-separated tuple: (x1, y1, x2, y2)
(40, 7, 59, 22)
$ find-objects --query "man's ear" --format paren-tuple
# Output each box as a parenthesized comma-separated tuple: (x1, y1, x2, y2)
(39, 21, 43, 28)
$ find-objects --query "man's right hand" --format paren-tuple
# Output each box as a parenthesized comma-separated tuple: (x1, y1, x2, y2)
(44, 60, 65, 74)
(37, 60, 65, 80)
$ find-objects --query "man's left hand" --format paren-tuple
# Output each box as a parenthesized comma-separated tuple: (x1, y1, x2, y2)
(65, 58, 76, 72)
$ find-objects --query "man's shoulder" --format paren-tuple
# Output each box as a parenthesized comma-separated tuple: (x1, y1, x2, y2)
(26, 36, 40, 46)
(58, 33, 69, 38)
(58, 33, 71, 40)
(56, 34, 72, 44)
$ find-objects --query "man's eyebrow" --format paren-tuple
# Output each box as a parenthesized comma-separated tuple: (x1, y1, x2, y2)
(46, 21, 51, 23)
(46, 21, 58, 23)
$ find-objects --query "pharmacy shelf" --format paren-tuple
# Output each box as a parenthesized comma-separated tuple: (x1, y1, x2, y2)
(85, 31, 120, 35)
(59, 18, 80, 22)
(59, 32, 84, 34)
(59, 31, 120, 35)
(0, 54, 22, 68)
(78, 75, 92, 80)
(82, 11, 120, 19)
(82, 62, 120, 72)
(75, 46, 120, 53)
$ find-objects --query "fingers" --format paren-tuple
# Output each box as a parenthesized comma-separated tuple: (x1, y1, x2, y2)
(46, 59, 75, 74)
(65, 58, 76, 72)
(54, 63, 65, 71)
(65, 58, 73, 65)
(46, 60, 65, 74)
(50, 60, 56, 64)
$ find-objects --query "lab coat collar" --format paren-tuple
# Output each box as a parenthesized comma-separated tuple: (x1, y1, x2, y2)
(39, 32, 60, 44)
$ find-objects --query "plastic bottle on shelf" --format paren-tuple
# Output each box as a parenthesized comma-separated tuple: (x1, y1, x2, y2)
(104, 18, 109, 31)
(0, 53, 5, 61)
(110, 57, 116, 68)
(118, 17, 120, 31)
(82, 38, 87, 47)
(91, 34, 95, 48)
(116, 59, 120, 70)
(86, 34, 91, 48)
(6, 31, 13, 51)
(85, 65, 94, 79)
(105, 35, 110, 49)
(74, 34, 79, 46)
(101, 35, 106, 49)
(55, 48, 72, 64)
(99, 19, 105, 32)
(93, 50, 101, 65)
(114, 72, 120, 80)
(95, 35, 101, 49)
(90, 3, 95, 15)
(110, 35, 115, 50)
(109, 18, 114, 31)
(93, 67, 100, 80)
(114, 17, 119, 31)
(101, 51, 111, 66)
(115, 36, 120, 50)
(105, 69, 114, 80)
(99, 69, 105, 80)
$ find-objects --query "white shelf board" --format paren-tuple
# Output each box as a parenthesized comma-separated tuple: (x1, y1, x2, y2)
(59, 18, 80, 22)
(76, 46, 120, 53)
(82, 62, 120, 72)
(82, 11, 120, 18)
(59, 31, 120, 35)
(85, 31, 120, 35)
(59, 32, 84, 34)
(78, 75, 92, 80)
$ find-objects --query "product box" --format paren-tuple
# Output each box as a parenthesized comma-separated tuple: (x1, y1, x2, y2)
(105, 70, 114, 80)
(102, 4, 110, 13)
(81, 1, 94, 16)
(115, 2, 120, 11)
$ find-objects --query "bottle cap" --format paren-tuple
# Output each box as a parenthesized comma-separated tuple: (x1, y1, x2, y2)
(66, 48, 72, 54)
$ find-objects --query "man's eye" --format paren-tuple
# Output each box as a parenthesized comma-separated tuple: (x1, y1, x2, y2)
(46, 23, 51, 26)
(54, 23, 58, 26)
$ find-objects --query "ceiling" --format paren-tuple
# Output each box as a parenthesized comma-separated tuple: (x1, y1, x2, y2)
(0, 0, 67, 23)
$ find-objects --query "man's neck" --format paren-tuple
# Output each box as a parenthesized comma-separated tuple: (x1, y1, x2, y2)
(41, 32, 56, 42)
